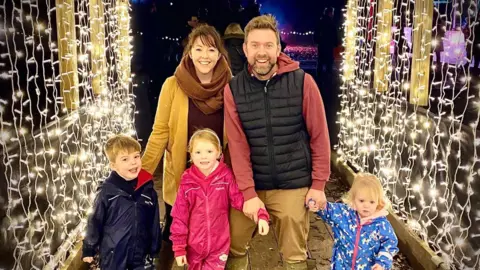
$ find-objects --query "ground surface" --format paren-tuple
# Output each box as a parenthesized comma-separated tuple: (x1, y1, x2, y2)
(152, 169, 413, 270)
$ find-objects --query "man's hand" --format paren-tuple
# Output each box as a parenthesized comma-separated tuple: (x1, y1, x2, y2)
(243, 197, 265, 223)
(305, 188, 326, 210)
(372, 264, 384, 270)
(82, 257, 94, 263)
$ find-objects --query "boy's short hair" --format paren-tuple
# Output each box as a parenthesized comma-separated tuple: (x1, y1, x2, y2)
(244, 14, 280, 45)
(104, 135, 141, 163)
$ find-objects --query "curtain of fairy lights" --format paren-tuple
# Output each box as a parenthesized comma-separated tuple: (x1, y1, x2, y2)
(0, 0, 134, 269)
(337, 0, 479, 268)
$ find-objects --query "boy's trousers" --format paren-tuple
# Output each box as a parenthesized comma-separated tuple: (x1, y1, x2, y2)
(228, 187, 310, 263)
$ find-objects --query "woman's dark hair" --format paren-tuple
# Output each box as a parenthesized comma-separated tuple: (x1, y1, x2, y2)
(183, 24, 230, 64)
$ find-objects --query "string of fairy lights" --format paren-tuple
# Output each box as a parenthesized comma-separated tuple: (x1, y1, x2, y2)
(0, 0, 134, 269)
(1, 0, 479, 269)
(280, 30, 314, 36)
(337, 0, 479, 268)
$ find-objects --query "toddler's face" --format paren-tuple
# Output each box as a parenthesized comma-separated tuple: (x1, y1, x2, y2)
(190, 139, 220, 175)
(353, 192, 379, 218)
(110, 151, 141, 180)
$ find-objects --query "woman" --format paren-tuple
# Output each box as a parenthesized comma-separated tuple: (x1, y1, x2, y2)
(141, 24, 231, 269)
(224, 23, 246, 76)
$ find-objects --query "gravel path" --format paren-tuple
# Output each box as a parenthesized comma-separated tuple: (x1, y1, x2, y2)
(246, 173, 413, 269)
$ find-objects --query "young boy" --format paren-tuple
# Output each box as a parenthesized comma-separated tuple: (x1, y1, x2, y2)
(82, 135, 161, 270)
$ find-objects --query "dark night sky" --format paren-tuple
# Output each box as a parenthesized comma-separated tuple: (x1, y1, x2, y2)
(131, 0, 346, 33)
(258, 0, 345, 31)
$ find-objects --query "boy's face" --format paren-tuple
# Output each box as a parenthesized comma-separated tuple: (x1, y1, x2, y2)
(110, 151, 141, 180)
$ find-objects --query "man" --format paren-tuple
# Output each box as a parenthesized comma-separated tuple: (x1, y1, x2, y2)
(187, 15, 199, 28)
(224, 15, 330, 270)
(314, 7, 339, 146)
(241, 0, 261, 28)
(314, 7, 338, 85)
(181, 16, 202, 48)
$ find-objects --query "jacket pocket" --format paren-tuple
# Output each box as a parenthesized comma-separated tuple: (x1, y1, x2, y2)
(299, 131, 312, 172)
(140, 194, 155, 206)
(301, 140, 312, 172)
(100, 249, 114, 269)
(163, 149, 173, 176)
(211, 182, 229, 210)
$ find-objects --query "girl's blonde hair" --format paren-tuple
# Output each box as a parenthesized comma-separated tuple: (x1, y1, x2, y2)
(188, 128, 222, 154)
(224, 23, 244, 36)
(343, 173, 388, 210)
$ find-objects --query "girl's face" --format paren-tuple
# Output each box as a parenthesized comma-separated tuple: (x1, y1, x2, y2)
(353, 189, 379, 218)
(190, 139, 220, 175)
(189, 37, 221, 77)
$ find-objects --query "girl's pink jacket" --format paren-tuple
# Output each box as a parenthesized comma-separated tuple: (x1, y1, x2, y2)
(170, 161, 269, 258)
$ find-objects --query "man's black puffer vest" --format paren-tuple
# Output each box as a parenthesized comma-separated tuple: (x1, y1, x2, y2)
(229, 69, 312, 190)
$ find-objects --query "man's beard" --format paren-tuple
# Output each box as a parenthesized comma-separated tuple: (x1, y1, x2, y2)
(252, 59, 275, 76)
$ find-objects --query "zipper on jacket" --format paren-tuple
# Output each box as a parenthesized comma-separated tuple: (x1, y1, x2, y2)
(205, 190, 211, 253)
(264, 79, 277, 188)
(351, 219, 362, 270)
(133, 195, 137, 256)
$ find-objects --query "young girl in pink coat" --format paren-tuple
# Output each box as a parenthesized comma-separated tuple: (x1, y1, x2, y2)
(170, 128, 269, 269)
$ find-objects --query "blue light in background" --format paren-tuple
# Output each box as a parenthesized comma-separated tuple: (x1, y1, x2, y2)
(130, 0, 151, 4)
(257, 0, 286, 28)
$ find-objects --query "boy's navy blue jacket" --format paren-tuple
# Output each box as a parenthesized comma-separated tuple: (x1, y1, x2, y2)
(82, 169, 161, 269)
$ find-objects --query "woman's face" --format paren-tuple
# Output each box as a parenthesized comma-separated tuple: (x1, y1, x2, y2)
(189, 36, 221, 76)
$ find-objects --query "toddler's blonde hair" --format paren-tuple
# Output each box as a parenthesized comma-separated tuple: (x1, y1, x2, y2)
(343, 173, 388, 211)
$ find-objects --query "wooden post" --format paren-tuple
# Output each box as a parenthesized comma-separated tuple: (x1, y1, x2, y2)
(89, 0, 106, 95)
(343, 0, 357, 81)
(409, 0, 433, 106)
(116, 0, 131, 90)
(373, 0, 394, 92)
(55, 0, 79, 110)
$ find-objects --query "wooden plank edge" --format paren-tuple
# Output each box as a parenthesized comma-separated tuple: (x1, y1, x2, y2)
(60, 239, 87, 270)
(331, 152, 449, 270)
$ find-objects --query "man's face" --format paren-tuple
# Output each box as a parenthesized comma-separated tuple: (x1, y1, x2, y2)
(243, 29, 280, 79)
(188, 16, 199, 28)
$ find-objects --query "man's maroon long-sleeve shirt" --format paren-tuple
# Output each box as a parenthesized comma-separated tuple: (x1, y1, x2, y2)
(224, 53, 331, 200)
